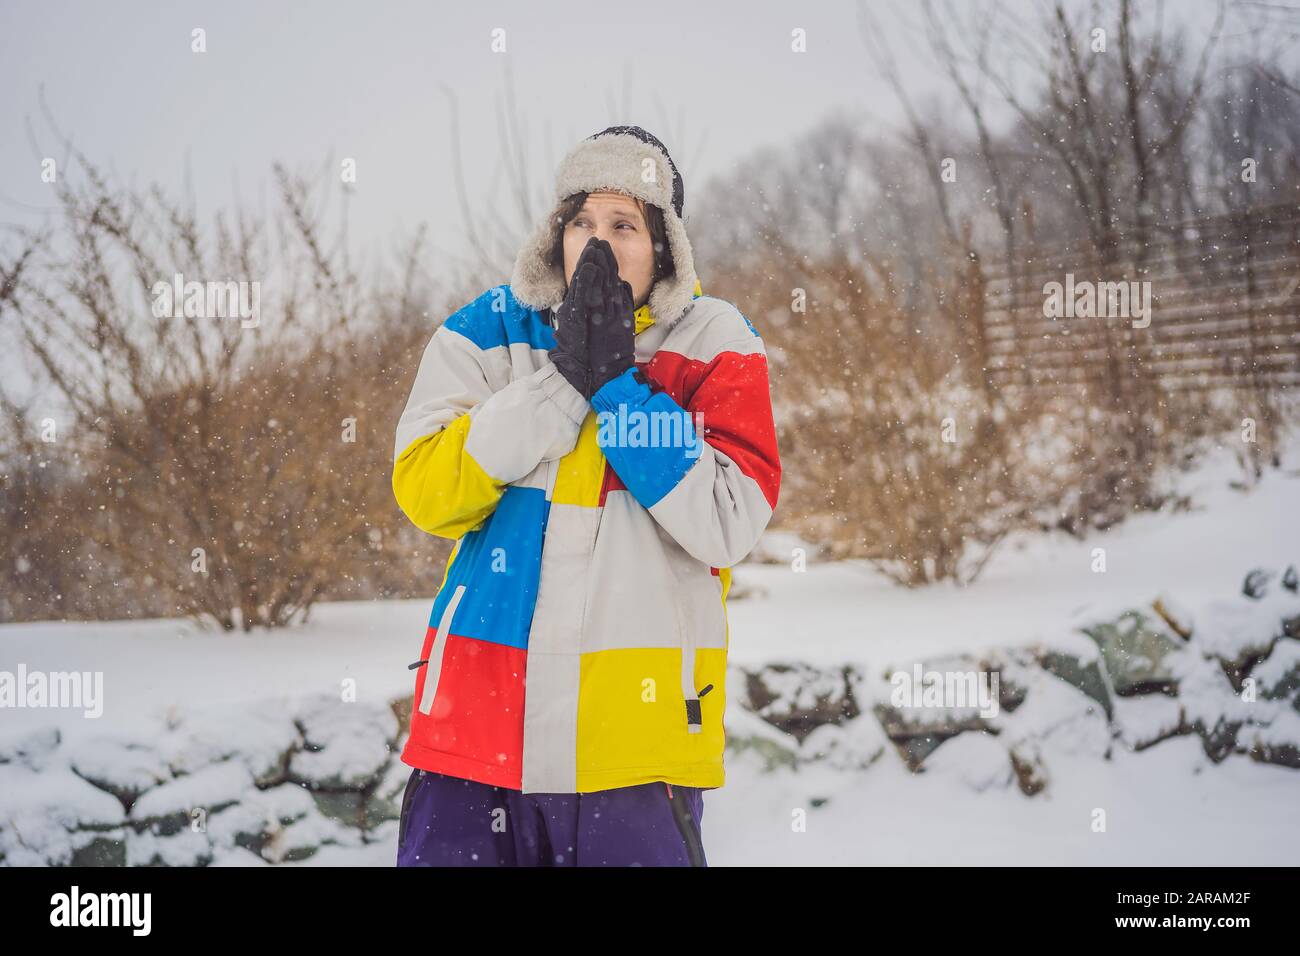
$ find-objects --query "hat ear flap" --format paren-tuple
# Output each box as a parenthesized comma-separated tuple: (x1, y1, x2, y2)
(646, 206, 700, 328)
(510, 202, 569, 311)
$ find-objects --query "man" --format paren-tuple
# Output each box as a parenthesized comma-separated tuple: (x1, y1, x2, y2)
(391, 125, 781, 866)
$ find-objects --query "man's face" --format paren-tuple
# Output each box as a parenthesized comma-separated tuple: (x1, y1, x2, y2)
(562, 191, 656, 311)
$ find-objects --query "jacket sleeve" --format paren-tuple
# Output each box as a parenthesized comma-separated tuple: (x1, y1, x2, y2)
(392, 320, 590, 539)
(589, 334, 781, 567)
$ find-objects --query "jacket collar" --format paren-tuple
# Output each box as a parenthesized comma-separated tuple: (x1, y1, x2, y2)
(634, 276, 703, 334)
(634, 302, 655, 335)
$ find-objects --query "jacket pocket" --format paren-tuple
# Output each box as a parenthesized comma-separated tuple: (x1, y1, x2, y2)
(417, 583, 468, 716)
(675, 590, 710, 735)
(680, 629, 720, 734)
(680, 638, 703, 734)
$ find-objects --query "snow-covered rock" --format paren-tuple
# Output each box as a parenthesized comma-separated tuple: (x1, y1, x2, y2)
(989, 664, 1113, 763)
(872, 649, 1027, 770)
(260, 804, 365, 863)
(797, 714, 889, 771)
(1243, 708, 1300, 769)
(0, 764, 127, 866)
(0, 725, 61, 771)
(1079, 608, 1185, 696)
(154, 699, 302, 786)
(204, 781, 318, 856)
(923, 731, 1015, 792)
(0, 687, 418, 866)
(1111, 695, 1186, 750)
(1168, 646, 1277, 762)
(742, 662, 859, 740)
(1194, 590, 1297, 677)
(288, 693, 398, 790)
(1253, 638, 1300, 701)
(65, 735, 173, 806)
(1031, 629, 1113, 717)
(125, 825, 214, 867)
(128, 759, 254, 830)
(724, 702, 800, 772)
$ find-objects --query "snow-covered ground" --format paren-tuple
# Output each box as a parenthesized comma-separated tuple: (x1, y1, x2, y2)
(2, 435, 1298, 866)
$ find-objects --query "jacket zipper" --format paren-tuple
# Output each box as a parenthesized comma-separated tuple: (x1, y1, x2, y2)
(398, 769, 426, 851)
(664, 783, 706, 867)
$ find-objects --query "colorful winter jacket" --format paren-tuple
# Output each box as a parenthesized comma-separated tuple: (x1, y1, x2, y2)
(391, 281, 781, 793)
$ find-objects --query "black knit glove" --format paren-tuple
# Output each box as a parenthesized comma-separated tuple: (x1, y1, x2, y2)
(549, 238, 606, 401)
(585, 239, 637, 395)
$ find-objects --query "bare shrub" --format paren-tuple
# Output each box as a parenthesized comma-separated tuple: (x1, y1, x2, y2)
(0, 155, 453, 628)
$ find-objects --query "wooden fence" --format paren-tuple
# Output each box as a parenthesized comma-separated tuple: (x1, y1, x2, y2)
(979, 205, 1300, 394)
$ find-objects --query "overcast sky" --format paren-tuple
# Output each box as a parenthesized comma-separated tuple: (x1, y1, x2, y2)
(1, 2, 898, 258)
(0, 0, 1251, 274)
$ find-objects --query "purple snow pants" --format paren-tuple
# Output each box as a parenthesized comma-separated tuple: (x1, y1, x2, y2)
(395, 767, 708, 867)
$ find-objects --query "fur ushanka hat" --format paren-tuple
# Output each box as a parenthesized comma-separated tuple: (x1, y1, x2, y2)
(509, 125, 700, 328)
